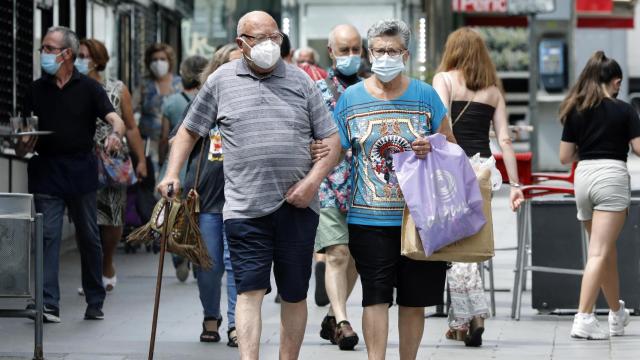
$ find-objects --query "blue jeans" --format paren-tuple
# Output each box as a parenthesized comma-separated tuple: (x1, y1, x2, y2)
(196, 213, 237, 327)
(34, 192, 105, 309)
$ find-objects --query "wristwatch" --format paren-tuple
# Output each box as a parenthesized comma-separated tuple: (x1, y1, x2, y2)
(509, 181, 522, 188)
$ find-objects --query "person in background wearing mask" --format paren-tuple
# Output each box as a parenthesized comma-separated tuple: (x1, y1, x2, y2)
(333, 20, 454, 360)
(17, 26, 126, 322)
(295, 46, 328, 81)
(310, 23, 362, 351)
(138, 43, 182, 172)
(158, 11, 341, 359)
(73, 38, 147, 294)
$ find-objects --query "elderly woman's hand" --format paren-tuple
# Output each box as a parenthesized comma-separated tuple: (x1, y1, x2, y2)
(310, 139, 330, 163)
(411, 137, 431, 159)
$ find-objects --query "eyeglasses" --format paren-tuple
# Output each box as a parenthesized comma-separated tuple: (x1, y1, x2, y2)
(369, 47, 406, 59)
(39, 45, 67, 54)
(240, 32, 283, 45)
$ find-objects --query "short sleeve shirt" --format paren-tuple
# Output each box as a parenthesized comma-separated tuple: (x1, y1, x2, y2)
(315, 68, 356, 211)
(334, 79, 447, 226)
(182, 59, 337, 219)
(23, 69, 115, 196)
(561, 98, 640, 162)
(162, 92, 192, 131)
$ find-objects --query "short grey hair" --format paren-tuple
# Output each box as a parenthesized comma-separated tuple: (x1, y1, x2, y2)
(293, 47, 319, 64)
(46, 26, 80, 58)
(366, 19, 411, 48)
(328, 24, 361, 49)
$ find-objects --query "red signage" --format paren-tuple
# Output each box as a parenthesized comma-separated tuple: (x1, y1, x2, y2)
(576, 0, 613, 13)
(452, 0, 508, 13)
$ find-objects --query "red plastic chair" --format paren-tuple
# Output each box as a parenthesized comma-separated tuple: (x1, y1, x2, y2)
(531, 162, 578, 185)
(493, 152, 533, 185)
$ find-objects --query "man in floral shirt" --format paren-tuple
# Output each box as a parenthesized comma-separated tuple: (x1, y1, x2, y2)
(312, 23, 363, 351)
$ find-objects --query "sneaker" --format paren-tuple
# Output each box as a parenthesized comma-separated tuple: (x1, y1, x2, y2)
(320, 315, 337, 344)
(314, 261, 329, 306)
(103, 275, 117, 292)
(84, 305, 104, 320)
(175, 258, 190, 283)
(26, 304, 60, 323)
(570, 313, 609, 340)
(609, 300, 631, 336)
(334, 320, 359, 350)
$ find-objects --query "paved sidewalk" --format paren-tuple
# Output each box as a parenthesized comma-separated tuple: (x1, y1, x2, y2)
(2, 159, 640, 359)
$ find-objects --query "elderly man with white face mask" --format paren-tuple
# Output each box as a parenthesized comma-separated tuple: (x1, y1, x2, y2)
(333, 19, 455, 360)
(158, 10, 341, 360)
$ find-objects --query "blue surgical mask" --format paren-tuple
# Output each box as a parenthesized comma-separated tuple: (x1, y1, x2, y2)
(41, 51, 64, 75)
(335, 55, 361, 76)
(74, 58, 90, 75)
(371, 54, 405, 83)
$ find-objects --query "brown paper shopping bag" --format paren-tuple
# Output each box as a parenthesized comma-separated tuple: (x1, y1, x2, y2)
(401, 168, 494, 263)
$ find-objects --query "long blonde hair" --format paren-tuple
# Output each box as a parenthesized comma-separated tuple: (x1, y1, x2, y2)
(200, 44, 240, 84)
(559, 51, 622, 124)
(437, 27, 500, 91)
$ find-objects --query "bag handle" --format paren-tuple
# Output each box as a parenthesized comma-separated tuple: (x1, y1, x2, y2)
(193, 136, 207, 189)
(442, 72, 474, 128)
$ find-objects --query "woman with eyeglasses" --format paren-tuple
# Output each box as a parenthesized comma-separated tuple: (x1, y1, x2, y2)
(74, 38, 147, 293)
(333, 19, 454, 360)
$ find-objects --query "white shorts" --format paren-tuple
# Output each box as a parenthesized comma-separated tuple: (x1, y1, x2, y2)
(574, 159, 630, 221)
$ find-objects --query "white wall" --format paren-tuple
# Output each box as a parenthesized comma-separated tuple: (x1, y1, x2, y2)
(627, 3, 640, 78)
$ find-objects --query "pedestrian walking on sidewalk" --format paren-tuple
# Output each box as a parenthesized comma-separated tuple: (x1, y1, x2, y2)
(311, 23, 362, 351)
(333, 19, 454, 360)
(432, 27, 524, 347)
(559, 51, 639, 340)
(74, 38, 148, 295)
(157, 11, 341, 360)
(168, 46, 242, 347)
(16, 26, 126, 323)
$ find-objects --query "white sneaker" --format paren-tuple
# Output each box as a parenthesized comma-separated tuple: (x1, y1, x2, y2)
(103, 275, 117, 292)
(571, 313, 609, 340)
(609, 300, 631, 336)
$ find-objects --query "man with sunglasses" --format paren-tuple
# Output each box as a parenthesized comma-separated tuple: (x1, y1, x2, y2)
(17, 26, 126, 323)
(158, 10, 341, 360)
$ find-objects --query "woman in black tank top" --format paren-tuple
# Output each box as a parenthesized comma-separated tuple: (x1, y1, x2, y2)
(431, 27, 524, 347)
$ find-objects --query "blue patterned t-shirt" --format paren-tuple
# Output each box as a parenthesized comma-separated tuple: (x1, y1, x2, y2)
(334, 79, 447, 226)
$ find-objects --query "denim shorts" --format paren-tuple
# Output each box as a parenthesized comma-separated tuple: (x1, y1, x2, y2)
(224, 203, 320, 303)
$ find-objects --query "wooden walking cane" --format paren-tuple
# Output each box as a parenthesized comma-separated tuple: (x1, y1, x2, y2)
(148, 184, 174, 360)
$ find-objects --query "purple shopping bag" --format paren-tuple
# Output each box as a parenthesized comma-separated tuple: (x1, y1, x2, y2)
(393, 133, 485, 256)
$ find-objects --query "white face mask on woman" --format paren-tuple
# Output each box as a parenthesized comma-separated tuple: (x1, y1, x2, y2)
(371, 54, 405, 83)
(150, 59, 169, 78)
(242, 39, 281, 70)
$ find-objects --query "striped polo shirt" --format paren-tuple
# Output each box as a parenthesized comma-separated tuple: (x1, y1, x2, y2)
(182, 59, 337, 220)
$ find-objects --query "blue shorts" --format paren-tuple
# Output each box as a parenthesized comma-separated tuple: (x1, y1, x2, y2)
(224, 203, 320, 303)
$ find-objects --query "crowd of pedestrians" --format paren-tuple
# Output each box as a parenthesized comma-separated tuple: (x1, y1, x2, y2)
(14, 8, 637, 360)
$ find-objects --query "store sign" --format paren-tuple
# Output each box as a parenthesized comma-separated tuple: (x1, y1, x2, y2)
(452, 0, 555, 14)
(452, 0, 508, 13)
(576, 0, 613, 13)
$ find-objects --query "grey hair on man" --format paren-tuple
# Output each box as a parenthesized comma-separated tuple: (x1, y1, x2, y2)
(293, 47, 320, 64)
(46, 26, 80, 58)
(366, 19, 411, 48)
(328, 24, 361, 49)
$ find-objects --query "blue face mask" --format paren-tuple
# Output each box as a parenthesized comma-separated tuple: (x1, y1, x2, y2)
(41, 51, 64, 75)
(74, 58, 90, 75)
(335, 55, 361, 76)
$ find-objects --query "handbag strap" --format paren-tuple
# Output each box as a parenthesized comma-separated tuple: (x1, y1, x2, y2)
(443, 72, 474, 128)
(193, 136, 207, 189)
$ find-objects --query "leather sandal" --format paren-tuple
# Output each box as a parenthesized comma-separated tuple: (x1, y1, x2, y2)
(334, 320, 359, 350)
(200, 316, 222, 343)
(227, 327, 239, 347)
(465, 317, 485, 347)
(445, 329, 467, 341)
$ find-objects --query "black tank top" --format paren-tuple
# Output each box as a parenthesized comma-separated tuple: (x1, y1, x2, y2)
(451, 100, 496, 158)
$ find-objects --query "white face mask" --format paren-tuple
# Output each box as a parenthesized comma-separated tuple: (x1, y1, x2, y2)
(371, 54, 405, 83)
(150, 60, 169, 78)
(243, 39, 281, 70)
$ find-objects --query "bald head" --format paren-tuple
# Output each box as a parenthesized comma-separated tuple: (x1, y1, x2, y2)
(327, 24, 362, 66)
(237, 11, 278, 36)
(328, 24, 361, 49)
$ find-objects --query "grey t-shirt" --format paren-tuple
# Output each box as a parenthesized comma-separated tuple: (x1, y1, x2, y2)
(182, 59, 337, 220)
